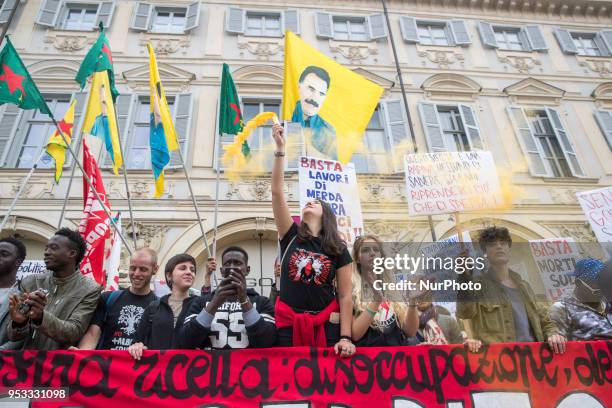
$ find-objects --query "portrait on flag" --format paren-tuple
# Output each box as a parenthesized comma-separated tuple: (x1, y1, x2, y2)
(282, 31, 383, 163)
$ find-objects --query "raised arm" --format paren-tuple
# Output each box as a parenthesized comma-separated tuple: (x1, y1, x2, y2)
(271, 123, 294, 240)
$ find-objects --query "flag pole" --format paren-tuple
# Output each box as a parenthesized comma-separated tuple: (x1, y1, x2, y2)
(0, 150, 47, 232)
(0, 3, 19, 47)
(211, 100, 221, 288)
(57, 129, 84, 228)
(176, 147, 211, 259)
(50, 115, 133, 255)
(381, 0, 436, 241)
(114, 114, 138, 250)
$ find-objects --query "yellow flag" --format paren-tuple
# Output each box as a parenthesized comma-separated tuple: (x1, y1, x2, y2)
(282, 31, 383, 163)
(46, 99, 76, 183)
(148, 43, 178, 151)
(82, 71, 123, 174)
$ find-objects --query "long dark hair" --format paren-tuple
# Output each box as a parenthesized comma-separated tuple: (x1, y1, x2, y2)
(297, 200, 345, 256)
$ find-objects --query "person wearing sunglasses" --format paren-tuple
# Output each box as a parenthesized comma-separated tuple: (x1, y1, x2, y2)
(548, 258, 612, 341)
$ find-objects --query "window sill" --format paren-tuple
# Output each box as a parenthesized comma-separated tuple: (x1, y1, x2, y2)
(539, 176, 600, 184)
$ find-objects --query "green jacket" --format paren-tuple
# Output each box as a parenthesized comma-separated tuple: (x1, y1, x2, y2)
(9, 270, 100, 350)
(456, 270, 559, 344)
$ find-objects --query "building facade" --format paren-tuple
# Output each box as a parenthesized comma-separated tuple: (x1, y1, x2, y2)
(0, 0, 611, 296)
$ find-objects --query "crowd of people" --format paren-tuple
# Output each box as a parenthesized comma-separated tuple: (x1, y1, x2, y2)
(0, 124, 610, 357)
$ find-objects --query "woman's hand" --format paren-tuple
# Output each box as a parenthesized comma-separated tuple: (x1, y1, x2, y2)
(128, 342, 148, 360)
(272, 123, 285, 150)
(464, 338, 482, 353)
(334, 338, 356, 358)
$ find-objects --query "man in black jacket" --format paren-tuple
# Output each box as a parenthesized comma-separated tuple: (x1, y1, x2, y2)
(179, 246, 276, 349)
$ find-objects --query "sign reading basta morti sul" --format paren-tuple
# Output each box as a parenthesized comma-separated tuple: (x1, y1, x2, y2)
(404, 151, 503, 216)
(299, 156, 363, 245)
(529, 237, 580, 302)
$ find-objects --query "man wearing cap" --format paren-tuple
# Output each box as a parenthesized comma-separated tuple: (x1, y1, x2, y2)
(548, 258, 612, 341)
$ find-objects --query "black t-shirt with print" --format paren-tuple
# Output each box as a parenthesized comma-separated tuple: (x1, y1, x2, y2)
(279, 223, 352, 312)
(356, 302, 413, 347)
(91, 290, 157, 350)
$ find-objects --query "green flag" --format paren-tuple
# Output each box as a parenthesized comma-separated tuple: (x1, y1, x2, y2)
(75, 22, 118, 101)
(0, 37, 51, 115)
(219, 63, 250, 157)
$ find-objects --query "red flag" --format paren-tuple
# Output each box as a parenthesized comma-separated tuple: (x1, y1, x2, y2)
(78, 139, 112, 285)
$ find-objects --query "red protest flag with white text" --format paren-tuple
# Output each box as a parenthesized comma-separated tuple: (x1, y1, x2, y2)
(78, 139, 112, 285)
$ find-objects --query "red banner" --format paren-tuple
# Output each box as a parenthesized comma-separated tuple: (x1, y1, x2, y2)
(1, 342, 610, 407)
(78, 140, 111, 286)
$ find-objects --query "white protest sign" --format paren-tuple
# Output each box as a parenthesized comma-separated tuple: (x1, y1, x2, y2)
(529, 237, 580, 302)
(17, 261, 46, 280)
(298, 156, 363, 245)
(576, 187, 612, 243)
(404, 151, 503, 216)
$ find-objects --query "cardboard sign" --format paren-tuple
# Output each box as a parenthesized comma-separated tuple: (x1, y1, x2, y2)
(298, 156, 363, 245)
(16, 260, 46, 280)
(576, 186, 612, 243)
(404, 151, 503, 216)
(529, 237, 580, 302)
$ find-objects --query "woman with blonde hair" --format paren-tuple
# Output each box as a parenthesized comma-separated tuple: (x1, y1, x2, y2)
(351, 235, 418, 346)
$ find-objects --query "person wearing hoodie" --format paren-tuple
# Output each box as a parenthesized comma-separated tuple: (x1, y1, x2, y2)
(179, 246, 276, 349)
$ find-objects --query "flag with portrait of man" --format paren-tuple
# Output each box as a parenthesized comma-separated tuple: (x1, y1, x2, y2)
(282, 31, 383, 164)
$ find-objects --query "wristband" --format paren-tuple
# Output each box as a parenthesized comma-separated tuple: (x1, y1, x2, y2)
(240, 298, 250, 306)
(339, 335, 353, 343)
(274, 151, 285, 157)
(365, 306, 377, 316)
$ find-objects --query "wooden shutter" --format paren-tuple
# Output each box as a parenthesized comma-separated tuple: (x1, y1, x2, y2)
(96, 1, 116, 29)
(283, 10, 299, 35)
(184, 1, 201, 32)
(129, 2, 152, 32)
(458, 104, 484, 150)
(399, 16, 418, 43)
(383, 99, 412, 172)
(506, 106, 550, 177)
(553, 28, 578, 54)
(169, 93, 193, 168)
(225, 7, 245, 34)
(449, 20, 471, 46)
(477, 21, 498, 48)
(594, 32, 611, 57)
(367, 13, 387, 40)
(545, 107, 585, 177)
(594, 110, 612, 150)
(0, 105, 23, 167)
(36, 0, 62, 27)
(418, 102, 446, 152)
(315, 12, 333, 39)
(524, 25, 548, 51)
(0, 0, 18, 24)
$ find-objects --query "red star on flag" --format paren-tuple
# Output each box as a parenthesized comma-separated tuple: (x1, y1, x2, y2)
(55, 117, 74, 140)
(101, 43, 113, 64)
(229, 103, 241, 125)
(0, 63, 26, 98)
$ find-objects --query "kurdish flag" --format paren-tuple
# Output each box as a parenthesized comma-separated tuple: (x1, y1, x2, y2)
(82, 71, 122, 174)
(0, 37, 51, 115)
(219, 63, 249, 157)
(46, 99, 76, 182)
(148, 43, 179, 198)
(75, 22, 118, 101)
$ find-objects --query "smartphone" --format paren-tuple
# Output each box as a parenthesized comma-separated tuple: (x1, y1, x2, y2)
(18, 288, 49, 315)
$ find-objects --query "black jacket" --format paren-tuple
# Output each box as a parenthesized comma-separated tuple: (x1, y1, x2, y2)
(178, 288, 276, 349)
(134, 294, 197, 350)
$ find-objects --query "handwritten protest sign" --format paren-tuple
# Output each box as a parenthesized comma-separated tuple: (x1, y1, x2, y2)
(16, 260, 46, 279)
(299, 156, 363, 244)
(529, 237, 580, 302)
(576, 186, 612, 244)
(404, 151, 503, 216)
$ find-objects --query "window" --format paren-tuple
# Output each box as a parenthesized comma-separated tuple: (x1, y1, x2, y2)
(417, 23, 450, 46)
(315, 12, 387, 41)
(572, 33, 602, 56)
(594, 110, 612, 149)
(0, 0, 18, 25)
(61, 4, 97, 30)
(130, 2, 200, 34)
(525, 110, 571, 177)
(151, 8, 186, 34)
(36, 1, 116, 30)
(554, 28, 612, 56)
(493, 28, 524, 51)
(478, 22, 548, 52)
(351, 107, 391, 173)
(438, 107, 470, 151)
(418, 102, 483, 153)
(400, 18, 471, 46)
(218, 99, 282, 172)
(333, 16, 368, 41)
(245, 12, 281, 37)
(507, 106, 584, 178)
